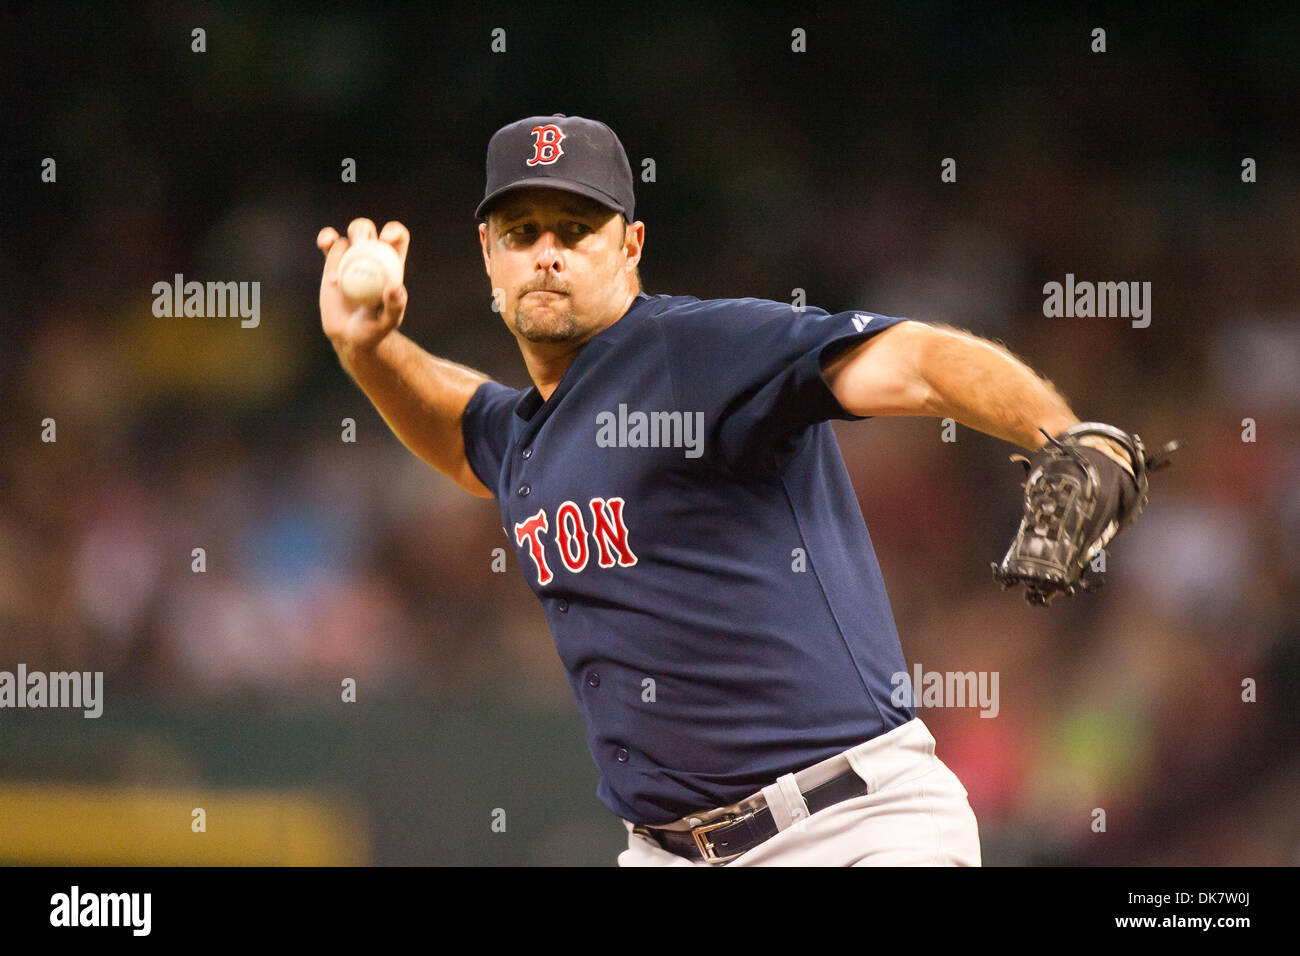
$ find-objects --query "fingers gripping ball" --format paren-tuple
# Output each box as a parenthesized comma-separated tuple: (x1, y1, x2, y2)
(991, 422, 1182, 606)
(338, 239, 404, 307)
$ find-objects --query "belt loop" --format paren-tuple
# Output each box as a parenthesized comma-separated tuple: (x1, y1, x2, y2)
(760, 772, 810, 832)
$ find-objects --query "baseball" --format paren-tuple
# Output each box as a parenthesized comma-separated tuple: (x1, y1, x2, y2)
(337, 238, 403, 307)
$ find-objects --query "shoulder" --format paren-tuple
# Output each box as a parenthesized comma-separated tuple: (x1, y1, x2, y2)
(650, 292, 801, 318)
(649, 293, 817, 336)
(467, 378, 525, 411)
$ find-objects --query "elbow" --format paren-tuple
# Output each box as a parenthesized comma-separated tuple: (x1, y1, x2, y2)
(461, 475, 497, 499)
(451, 460, 496, 499)
(828, 320, 938, 418)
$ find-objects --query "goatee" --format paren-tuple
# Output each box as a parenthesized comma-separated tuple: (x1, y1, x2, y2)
(515, 303, 580, 343)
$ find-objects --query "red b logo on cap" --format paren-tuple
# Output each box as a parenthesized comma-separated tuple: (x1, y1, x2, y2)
(526, 124, 565, 166)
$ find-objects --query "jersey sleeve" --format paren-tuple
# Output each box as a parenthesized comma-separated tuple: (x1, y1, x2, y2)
(659, 299, 914, 473)
(460, 380, 523, 496)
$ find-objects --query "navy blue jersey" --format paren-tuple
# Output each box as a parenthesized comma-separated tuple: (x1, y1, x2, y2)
(462, 291, 917, 825)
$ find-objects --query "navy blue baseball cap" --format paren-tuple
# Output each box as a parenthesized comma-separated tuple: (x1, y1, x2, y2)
(476, 114, 635, 223)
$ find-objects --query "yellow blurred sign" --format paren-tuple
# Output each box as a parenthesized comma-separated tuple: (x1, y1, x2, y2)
(0, 783, 369, 865)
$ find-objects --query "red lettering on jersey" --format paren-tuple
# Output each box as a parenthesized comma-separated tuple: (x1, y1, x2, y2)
(526, 125, 565, 166)
(588, 496, 638, 568)
(555, 500, 590, 573)
(514, 508, 554, 585)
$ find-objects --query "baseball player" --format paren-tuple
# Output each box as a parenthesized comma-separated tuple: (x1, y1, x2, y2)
(316, 114, 1178, 866)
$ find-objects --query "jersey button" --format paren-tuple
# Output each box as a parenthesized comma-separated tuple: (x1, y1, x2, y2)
(522, 448, 533, 459)
(557, 598, 569, 613)
(518, 484, 531, 497)
(586, 671, 600, 687)
(616, 747, 629, 763)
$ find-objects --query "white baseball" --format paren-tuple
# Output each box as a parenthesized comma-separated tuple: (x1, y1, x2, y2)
(337, 239, 404, 307)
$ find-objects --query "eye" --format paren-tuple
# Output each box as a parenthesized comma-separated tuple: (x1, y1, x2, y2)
(506, 221, 589, 239)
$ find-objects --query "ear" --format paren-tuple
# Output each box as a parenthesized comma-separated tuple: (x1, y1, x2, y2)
(622, 220, 645, 275)
(478, 222, 492, 277)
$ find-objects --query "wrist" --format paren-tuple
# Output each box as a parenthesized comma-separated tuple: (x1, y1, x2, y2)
(1032, 417, 1081, 450)
(332, 331, 391, 372)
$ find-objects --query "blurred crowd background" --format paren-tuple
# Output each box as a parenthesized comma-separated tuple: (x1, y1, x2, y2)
(1, 4, 1296, 864)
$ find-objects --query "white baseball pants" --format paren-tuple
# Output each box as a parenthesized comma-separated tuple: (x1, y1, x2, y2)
(617, 716, 981, 866)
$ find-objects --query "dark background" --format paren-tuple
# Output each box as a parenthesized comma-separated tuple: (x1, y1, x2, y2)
(0, 2, 1296, 864)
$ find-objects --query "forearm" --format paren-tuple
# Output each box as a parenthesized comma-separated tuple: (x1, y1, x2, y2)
(916, 326, 1077, 451)
(334, 331, 494, 495)
(915, 325, 1134, 471)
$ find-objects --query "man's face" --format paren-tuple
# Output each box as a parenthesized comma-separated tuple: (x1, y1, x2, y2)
(479, 187, 638, 345)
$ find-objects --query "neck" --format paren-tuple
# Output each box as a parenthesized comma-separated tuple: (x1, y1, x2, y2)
(521, 287, 640, 401)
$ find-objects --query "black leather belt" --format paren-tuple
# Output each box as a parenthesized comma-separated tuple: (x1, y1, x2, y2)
(635, 766, 869, 864)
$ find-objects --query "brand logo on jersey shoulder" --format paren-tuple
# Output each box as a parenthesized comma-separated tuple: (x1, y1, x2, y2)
(852, 313, 874, 332)
(526, 125, 565, 166)
(514, 496, 637, 587)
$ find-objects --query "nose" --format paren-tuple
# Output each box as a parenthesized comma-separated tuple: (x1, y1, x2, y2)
(534, 230, 563, 273)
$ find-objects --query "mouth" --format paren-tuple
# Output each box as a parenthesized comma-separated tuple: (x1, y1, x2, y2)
(526, 290, 567, 297)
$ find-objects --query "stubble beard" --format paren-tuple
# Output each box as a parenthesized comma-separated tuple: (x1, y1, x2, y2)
(514, 297, 581, 343)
